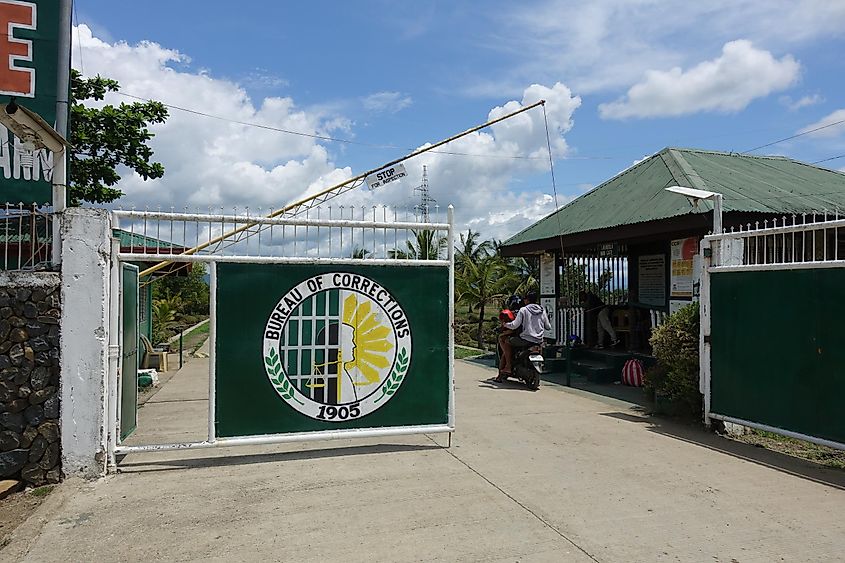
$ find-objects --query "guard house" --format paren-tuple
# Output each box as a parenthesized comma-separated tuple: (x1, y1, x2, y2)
(500, 147, 845, 380)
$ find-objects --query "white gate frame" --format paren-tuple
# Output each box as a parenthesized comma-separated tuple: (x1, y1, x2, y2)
(107, 207, 455, 465)
(700, 215, 845, 450)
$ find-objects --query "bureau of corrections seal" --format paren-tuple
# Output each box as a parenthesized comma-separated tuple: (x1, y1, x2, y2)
(262, 273, 412, 422)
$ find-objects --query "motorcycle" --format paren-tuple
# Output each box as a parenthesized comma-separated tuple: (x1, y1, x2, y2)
(492, 313, 544, 390)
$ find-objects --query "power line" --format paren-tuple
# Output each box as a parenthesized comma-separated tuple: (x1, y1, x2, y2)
(812, 154, 845, 165)
(742, 118, 845, 154)
(114, 90, 376, 146)
(102, 87, 621, 162)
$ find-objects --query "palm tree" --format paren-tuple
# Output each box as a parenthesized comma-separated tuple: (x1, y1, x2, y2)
(455, 229, 493, 273)
(389, 229, 446, 260)
(455, 255, 514, 348)
(152, 294, 181, 343)
(351, 246, 371, 259)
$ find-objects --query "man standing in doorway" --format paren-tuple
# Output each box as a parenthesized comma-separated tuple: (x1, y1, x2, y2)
(579, 290, 619, 349)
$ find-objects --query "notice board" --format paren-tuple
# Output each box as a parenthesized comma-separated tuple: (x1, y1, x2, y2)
(638, 254, 666, 307)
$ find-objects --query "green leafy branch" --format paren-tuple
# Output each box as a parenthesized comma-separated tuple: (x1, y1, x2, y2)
(265, 347, 304, 405)
(374, 347, 409, 404)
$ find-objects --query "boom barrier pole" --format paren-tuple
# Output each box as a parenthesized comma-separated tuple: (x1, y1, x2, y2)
(139, 100, 546, 278)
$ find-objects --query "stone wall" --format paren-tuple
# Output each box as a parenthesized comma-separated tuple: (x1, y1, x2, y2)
(0, 272, 61, 486)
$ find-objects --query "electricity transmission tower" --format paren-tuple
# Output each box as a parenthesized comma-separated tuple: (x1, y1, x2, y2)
(414, 165, 436, 223)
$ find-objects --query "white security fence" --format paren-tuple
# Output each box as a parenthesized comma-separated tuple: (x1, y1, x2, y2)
(113, 204, 452, 261)
(709, 212, 845, 270)
(0, 202, 55, 270)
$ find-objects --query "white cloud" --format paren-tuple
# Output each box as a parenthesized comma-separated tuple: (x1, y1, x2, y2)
(798, 109, 845, 139)
(238, 68, 289, 91)
(74, 25, 580, 241)
(780, 94, 824, 110)
(476, 0, 844, 97)
(362, 91, 413, 114)
(598, 40, 799, 119)
(379, 82, 581, 240)
(74, 24, 352, 212)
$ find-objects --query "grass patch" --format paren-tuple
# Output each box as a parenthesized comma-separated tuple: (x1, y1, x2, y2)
(184, 320, 209, 339)
(455, 345, 486, 359)
(166, 319, 210, 355)
(735, 429, 845, 470)
(30, 485, 54, 498)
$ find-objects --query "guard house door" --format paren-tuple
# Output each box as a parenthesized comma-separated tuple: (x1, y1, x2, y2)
(120, 264, 139, 440)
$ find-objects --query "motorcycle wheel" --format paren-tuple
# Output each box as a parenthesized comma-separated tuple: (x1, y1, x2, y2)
(531, 371, 541, 390)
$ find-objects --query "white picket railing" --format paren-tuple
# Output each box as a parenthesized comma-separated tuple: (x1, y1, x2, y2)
(0, 203, 55, 271)
(112, 205, 450, 263)
(708, 212, 845, 271)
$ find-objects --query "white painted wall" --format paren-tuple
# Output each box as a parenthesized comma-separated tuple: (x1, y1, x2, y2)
(60, 208, 111, 478)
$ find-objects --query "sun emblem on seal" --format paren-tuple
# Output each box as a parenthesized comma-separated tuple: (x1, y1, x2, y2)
(263, 273, 412, 422)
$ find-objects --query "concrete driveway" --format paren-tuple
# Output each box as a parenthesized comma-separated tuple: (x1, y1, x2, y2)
(3, 357, 844, 562)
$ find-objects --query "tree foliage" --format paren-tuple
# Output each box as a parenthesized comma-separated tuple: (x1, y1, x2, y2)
(150, 264, 209, 344)
(389, 230, 447, 260)
(351, 246, 372, 259)
(455, 229, 492, 274)
(450, 230, 538, 348)
(69, 69, 169, 204)
(560, 262, 624, 305)
(152, 263, 209, 318)
(455, 256, 511, 348)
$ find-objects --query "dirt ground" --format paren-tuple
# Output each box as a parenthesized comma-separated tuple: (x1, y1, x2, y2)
(0, 487, 52, 549)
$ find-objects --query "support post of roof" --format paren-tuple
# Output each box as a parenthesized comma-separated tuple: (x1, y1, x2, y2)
(712, 193, 723, 235)
(699, 237, 712, 428)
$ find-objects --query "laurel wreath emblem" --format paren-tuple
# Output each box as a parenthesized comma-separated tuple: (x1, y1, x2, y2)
(264, 347, 305, 405)
(374, 347, 409, 404)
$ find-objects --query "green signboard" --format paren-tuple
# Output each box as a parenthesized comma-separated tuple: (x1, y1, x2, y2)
(214, 263, 451, 438)
(0, 0, 62, 204)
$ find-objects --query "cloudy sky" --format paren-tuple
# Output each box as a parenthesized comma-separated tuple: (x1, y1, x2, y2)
(75, 0, 845, 240)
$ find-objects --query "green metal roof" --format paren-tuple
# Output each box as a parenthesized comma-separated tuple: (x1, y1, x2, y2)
(504, 147, 845, 247)
(113, 229, 179, 249)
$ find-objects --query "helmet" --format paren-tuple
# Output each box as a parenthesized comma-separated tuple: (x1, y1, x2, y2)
(506, 295, 523, 310)
(499, 309, 516, 322)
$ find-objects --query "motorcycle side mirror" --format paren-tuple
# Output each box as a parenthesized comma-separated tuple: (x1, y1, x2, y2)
(490, 316, 499, 322)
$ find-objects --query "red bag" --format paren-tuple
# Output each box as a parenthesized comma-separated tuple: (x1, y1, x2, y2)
(621, 359, 644, 387)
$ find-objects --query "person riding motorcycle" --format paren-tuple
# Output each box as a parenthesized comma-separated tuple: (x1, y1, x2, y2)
(496, 292, 550, 382)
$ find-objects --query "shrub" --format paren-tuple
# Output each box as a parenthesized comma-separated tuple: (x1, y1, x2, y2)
(646, 302, 701, 415)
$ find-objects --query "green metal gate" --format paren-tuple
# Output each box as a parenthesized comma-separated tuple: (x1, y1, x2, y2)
(120, 264, 139, 440)
(109, 207, 455, 458)
(702, 217, 845, 449)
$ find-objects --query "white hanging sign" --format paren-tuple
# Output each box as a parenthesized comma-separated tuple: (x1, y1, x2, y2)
(366, 163, 407, 190)
(540, 296, 556, 340)
(539, 253, 556, 295)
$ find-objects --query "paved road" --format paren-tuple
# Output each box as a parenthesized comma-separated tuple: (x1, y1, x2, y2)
(4, 358, 844, 562)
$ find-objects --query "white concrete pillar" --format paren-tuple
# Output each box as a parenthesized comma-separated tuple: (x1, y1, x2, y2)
(60, 208, 111, 478)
